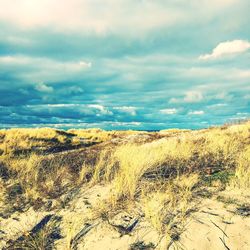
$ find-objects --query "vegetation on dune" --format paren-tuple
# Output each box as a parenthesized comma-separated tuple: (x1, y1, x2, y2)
(0, 121, 250, 248)
(0, 127, 148, 156)
(93, 122, 249, 194)
(89, 122, 249, 236)
(230, 144, 250, 189)
(0, 128, 74, 155)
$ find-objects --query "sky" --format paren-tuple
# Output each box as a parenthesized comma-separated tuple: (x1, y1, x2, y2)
(0, 0, 249, 130)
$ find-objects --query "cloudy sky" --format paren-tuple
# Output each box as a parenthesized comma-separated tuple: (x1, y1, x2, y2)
(0, 0, 249, 130)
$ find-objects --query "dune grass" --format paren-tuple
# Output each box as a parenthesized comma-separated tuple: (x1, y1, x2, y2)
(88, 122, 250, 235)
(0, 121, 249, 243)
(6, 215, 61, 250)
(0, 128, 74, 155)
(230, 144, 250, 189)
(92, 122, 249, 199)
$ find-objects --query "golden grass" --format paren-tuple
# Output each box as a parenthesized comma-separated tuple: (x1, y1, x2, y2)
(141, 173, 199, 233)
(92, 136, 195, 198)
(7, 216, 61, 249)
(0, 127, 143, 156)
(2, 153, 75, 203)
(68, 128, 113, 143)
(230, 145, 250, 189)
(0, 128, 75, 155)
(63, 215, 90, 250)
(87, 122, 250, 235)
(92, 122, 249, 200)
(0, 179, 7, 204)
(0, 121, 249, 243)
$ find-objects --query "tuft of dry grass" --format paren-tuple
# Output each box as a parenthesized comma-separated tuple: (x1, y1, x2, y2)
(0, 178, 7, 204)
(230, 145, 250, 189)
(68, 128, 113, 143)
(8, 154, 73, 200)
(6, 215, 61, 250)
(92, 137, 195, 199)
(141, 174, 199, 234)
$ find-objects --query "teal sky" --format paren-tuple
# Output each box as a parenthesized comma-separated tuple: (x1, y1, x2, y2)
(0, 0, 249, 130)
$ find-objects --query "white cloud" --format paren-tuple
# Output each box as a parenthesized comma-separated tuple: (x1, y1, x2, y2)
(110, 121, 141, 127)
(208, 103, 227, 108)
(160, 108, 177, 115)
(35, 103, 114, 116)
(170, 91, 203, 104)
(35, 82, 53, 93)
(114, 106, 137, 116)
(79, 61, 92, 68)
(199, 40, 250, 60)
(236, 112, 248, 115)
(188, 110, 204, 115)
(234, 69, 250, 79)
(27, 104, 84, 108)
(0, 0, 185, 35)
(47, 104, 80, 107)
(68, 86, 84, 94)
(230, 116, 247, 120)
(0, 55, 91, 83)
(88, 104, 105, 110)
(88, 104, 113, 115)
(243, 94, 250, 100)
(0, 55, 30, 65)
(184, 91, 203, 102)
(0, 55, 91, 71)
(0, 0, 240, 36)
(169, 98, 179, 104)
